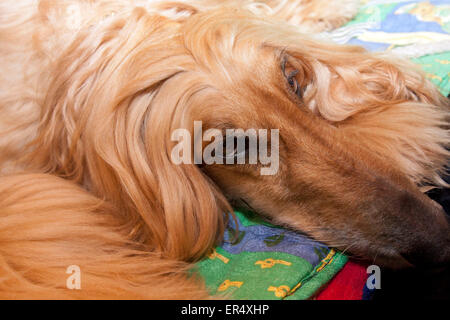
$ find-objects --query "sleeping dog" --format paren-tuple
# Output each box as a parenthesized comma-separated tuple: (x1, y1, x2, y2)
(0, 0, 448, 299)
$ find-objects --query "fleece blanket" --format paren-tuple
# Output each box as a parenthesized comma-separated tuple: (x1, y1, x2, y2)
(196, 0, 450, 300)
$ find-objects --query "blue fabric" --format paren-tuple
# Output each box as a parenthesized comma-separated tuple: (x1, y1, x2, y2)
(345, 0, 450, 52)
(222, 212, 330, 266)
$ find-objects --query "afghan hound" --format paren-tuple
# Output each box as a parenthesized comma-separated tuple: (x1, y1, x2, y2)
(0, 0, 449, 299)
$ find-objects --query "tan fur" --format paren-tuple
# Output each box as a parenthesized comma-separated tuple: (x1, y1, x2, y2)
(0, 0, 449, 299)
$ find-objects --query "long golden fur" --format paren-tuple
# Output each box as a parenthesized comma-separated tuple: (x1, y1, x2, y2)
(0, 0, 449, 299)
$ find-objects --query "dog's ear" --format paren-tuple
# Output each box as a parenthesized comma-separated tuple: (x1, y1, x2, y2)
(25, 8, 231, 261)
(83, 85, 231, 261)
(136, 71, 233, 260)
(84, 11, 232, 261)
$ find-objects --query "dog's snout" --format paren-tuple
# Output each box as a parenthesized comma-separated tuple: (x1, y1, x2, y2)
(397, 199, 450, 268)
(365, 177, 450, 268)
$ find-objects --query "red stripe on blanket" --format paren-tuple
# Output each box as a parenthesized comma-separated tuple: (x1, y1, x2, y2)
(316, 260, 368, 300)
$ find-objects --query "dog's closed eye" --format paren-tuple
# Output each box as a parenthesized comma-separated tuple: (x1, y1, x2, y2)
(223, 136, 254, 164)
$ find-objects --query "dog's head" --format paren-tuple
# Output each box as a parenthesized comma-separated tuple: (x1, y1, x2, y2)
(30, 6, 450, 267)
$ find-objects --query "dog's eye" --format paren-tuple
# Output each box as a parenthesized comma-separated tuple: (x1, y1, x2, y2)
(282, 59, 303, 99)
(287, 71, 301, 97)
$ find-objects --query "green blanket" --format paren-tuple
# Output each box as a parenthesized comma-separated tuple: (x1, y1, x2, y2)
(196, 211, 348, 300)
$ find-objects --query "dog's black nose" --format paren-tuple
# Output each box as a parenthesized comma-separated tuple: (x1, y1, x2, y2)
(399, 205, 450, 268)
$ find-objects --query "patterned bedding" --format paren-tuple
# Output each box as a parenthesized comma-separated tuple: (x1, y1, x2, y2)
(196, 0, 450, 300)
(328, 0, 450, 95)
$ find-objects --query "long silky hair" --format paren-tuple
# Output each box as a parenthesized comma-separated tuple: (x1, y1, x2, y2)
(0, 0, 448, 299)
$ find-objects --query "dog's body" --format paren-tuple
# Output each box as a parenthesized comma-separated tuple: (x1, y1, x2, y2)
(0, 0, 449, 299)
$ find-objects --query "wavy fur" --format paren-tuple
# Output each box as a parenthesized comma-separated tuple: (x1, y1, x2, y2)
(0, 0, 449, 299)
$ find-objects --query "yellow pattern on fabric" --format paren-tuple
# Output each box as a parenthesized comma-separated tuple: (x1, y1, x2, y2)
(218, 279, 244, 292)
(427, 73, 443, 81)
(208, 249, 229, 264)
(268, 285, 291, 298)
(435, 59, 450, 65)
(255, 258, 292, 269)
(285, 249, 337, 297)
